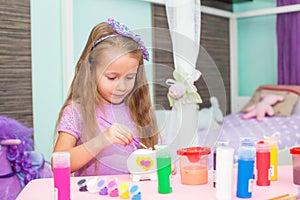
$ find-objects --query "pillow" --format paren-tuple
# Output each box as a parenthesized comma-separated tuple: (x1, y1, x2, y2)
(293, 99, 300, 115)
(241, 85, 300, 117)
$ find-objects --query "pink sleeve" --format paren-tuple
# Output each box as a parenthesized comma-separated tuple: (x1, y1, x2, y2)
(57, 104, 81, 140)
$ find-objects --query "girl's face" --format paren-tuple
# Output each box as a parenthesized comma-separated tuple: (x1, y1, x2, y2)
(97, 54, 139, 104)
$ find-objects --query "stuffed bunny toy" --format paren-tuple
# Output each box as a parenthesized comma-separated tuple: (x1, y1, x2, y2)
(243, 94, 284, 121)
(198, 96, 223, 130)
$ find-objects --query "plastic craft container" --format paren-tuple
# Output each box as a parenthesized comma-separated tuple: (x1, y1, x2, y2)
(155, 144, 172, 194)
(256, 141, 270, 186)
(177, 147, 211, 185)
(290, 147, 300, 185)
(52, 152, 71, 200)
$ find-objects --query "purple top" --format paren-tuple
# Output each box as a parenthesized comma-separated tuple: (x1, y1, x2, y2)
(58, 103, 139, 176)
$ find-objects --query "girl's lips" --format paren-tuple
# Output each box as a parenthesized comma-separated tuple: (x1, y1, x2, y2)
(111, 93, 127, 100)
(113, 94, 125, 97)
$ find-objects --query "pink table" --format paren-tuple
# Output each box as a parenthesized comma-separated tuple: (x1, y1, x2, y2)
(17, 165, 298, 200)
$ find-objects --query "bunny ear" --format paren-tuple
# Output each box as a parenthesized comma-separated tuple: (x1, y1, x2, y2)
(210, 96, 217, 104)
(193, 70, 201, 82)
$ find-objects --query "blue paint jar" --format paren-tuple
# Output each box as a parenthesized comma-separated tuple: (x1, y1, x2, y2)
(236, 138, 255, 198)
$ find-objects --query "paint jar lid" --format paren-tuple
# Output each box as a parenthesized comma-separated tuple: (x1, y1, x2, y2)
(52, 152, 70, 168)
(256, 141, 270, 152)
(290, 147, 300, 155)
(177, 147, 211, 162)
(154, 144, 170, 158)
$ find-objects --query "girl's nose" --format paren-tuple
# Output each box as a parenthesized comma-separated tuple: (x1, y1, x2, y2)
(115, 78, 127, 92)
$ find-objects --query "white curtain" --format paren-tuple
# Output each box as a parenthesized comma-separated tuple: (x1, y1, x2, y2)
(164, 0, 202, 155)
(165, 0, 201, 76)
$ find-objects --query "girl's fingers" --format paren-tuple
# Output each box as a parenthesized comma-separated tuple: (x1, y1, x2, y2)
(109, 123, 133, 145)
(115, 133, 131, 146)
(171, 164, 177, 175)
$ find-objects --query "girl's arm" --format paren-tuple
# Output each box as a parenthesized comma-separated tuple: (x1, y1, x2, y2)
(53, 123, 133, 173)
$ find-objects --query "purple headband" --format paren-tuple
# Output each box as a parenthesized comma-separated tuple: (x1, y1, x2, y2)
(92, 18, 149, 61)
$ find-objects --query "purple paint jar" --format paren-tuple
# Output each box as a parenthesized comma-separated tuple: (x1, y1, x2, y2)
(290, 147, 300, 185)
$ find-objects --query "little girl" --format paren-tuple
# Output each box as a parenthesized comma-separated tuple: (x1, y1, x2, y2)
(53, 18, 160, 176)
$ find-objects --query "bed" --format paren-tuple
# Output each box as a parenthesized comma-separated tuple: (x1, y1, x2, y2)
(198, 84, 300, 165)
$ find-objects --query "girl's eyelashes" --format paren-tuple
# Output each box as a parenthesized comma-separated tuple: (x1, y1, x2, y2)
(126, 75, 135, 80)
(107, 76, 117, 80)
(106, 74, 136, 81)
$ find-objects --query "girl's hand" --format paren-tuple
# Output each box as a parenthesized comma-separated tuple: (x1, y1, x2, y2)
(103, 123, 133, 146)
(171, 163, 177, 175)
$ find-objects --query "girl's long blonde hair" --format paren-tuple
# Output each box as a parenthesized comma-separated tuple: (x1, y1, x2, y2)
(55, 22, 159, 149)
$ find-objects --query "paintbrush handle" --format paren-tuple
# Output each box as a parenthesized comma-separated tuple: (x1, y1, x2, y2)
(132, 138, 148, 149)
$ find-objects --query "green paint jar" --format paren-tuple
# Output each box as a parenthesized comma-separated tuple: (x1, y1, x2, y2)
(155, 144, 172, 194)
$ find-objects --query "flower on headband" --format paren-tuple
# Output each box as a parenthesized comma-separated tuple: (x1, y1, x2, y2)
(107, 18, 149, 61)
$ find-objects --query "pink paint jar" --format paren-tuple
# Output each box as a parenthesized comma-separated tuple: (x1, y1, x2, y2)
(177, 147, 211, 185)
(290, 147, 300, 185)
(53, 152, 70, 200)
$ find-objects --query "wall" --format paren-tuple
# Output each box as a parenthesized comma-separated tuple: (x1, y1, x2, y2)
(73, 0, 153, 95)
(0, 0, 32, 127)
(31, 0, 152, 161)
(234, 1, 277, 96)
(31, 0, 63, 161)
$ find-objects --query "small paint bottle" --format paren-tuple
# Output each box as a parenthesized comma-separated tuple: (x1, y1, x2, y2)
(236, 138, 255, 198)
(213, 141, 229, 188)
(155, 144, 172, 194)
(256, 141, 270, 186)
(52, 152, 71, 200)
(264, 133, 279, 181)
(215, 146, 234, 200)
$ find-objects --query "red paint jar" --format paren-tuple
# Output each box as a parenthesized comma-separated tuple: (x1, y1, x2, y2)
(290, 147, 300, 185)
(256, 141, 270, 186)
(177, 147, 211, 185)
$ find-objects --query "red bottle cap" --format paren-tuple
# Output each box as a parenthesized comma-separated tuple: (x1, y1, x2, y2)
(177, 147, 211, 162)
(256, 141, 270, 152)
(290, 147, 300, 155)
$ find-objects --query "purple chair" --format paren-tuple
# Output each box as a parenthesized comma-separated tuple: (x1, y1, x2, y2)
(0, 116, 53, 200)
(0, 139, 23, 200)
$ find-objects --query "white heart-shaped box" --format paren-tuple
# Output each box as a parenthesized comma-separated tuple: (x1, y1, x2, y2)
(127, 149, 157, 181)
